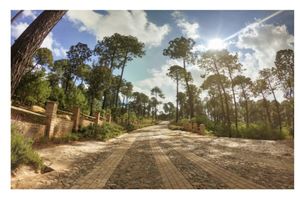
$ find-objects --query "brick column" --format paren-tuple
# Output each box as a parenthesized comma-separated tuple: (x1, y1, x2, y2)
(45, 101, 58, 138)
(73, 107, 80, 131)
(94, 112, 100, 125)
(200, 124, 205, 134)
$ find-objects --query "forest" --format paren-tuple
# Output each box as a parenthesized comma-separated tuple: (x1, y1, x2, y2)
(12, 35, 294, 140)
(11, 11, 294, 141)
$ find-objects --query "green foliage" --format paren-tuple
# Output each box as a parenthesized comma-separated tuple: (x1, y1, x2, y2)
(48, 86, 66, 108)
(236, 124, 289, 140)
(78, 123, 125, 141)
(14, 69, 51, 106)
(11, 126, 43, 171)
(66, 87, 89, 112)
(33, 48, 54, 67)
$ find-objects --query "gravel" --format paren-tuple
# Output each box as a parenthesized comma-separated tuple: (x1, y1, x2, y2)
(104, 136, 164, 189)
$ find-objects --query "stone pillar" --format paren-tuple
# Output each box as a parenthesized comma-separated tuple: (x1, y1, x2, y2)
(94, 112, 100, 125)
(200, 124, 205, 134)
(73, 107, 80, 131)
(45, 101, 58, 138)
(106, 114, 111, 123)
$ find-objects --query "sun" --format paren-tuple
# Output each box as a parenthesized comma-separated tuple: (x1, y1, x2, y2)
(207, 38, 226, 50)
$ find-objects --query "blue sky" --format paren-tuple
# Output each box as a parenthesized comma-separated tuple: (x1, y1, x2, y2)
(11, 10, 294, 104)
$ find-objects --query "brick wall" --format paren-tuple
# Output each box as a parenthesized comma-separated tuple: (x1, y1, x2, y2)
(11, 102, 110, 140)
(12, 120, 46, 141)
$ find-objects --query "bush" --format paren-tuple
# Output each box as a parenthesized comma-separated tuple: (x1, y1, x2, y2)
(78, 122, 125, 141)
(237, 124, 288, 140)
(11, 125, 43, 171)
(51, 133, 80, 144)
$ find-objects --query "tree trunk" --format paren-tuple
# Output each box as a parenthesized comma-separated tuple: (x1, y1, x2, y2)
(261, 92, 272, 126)
(213, 60, 231, 137)
(217, 84, 226, 129)
(11, 10, 67, 96)
(90, 96, 94, 116)
(176, 75, 179, 123)
(155, 93, 158, 120)
(267, 79, 282, 132)
(241, 85, 250, 128)
(228, 71, 239, 132)
(183, 59, 194, 119)
(115, 54, 128, 107)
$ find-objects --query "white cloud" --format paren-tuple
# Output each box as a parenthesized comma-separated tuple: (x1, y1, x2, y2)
(238, 52, 260, 80)
(192, 44, 207, 52)
(22, 10, 37, 20)
(236, 23, 294, 68)
(133, 59, 205, 107)
(172, 11, 200, 40)
(133, 60, 180, 106)
(41, 32, 67, 57)
(11, 22, 66, 58)
(66, 10, 170, 47)
(11, 22, 29, 39)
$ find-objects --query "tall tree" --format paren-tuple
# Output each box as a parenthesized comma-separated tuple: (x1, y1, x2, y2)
(252, 79, 272, 126)
(163, 102, 176, 120)
(233, 75, 252, 127)
(274, 49, 294, 100)
(202, 74, 229, 130)
(87, 66, 112, 116)
(115, 35, 145, 107)
(66, 42, 92, 96)
(163, 36, 196, 118)
(151, 87, 165, 120)
(177, 92, 187, 119)
(221, 51, 242, 132)
(94, 33, 124, 109)
(199, 50, 233, 137)
(259, 68, 282, 132)
(11, 10, 67, 95)
(167, 65, 186, 123)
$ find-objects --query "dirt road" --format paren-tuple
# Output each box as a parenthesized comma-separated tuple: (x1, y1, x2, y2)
(12, 122, 294, 189)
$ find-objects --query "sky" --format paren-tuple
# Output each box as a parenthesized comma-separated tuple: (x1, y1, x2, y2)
(11, 10, 294, 105)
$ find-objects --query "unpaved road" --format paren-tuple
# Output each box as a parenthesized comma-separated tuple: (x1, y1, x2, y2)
(12, 122, 294, 189)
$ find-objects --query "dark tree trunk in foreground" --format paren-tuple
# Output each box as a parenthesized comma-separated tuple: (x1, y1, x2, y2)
(11, 10, 67, 96)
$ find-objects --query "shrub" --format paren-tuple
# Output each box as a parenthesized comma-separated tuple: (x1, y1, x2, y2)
(11, 125, 43, 171)
(78, 122, 125, 141)
(50, 133, 80, 144)
(238, 124, 288, 140)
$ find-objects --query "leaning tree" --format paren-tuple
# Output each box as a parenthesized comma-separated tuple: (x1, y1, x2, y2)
(11, 10, 67, 95)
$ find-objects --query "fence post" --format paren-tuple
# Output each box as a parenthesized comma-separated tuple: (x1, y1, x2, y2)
(45, 101, 58, 138)
(73, 107, 80, 131)
(94, 112, 100, 125)
(200, 124, 205, 134)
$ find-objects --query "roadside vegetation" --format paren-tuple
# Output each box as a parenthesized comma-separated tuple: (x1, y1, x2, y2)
(163, 37, 293, 140)
(11, 125, 44, 172)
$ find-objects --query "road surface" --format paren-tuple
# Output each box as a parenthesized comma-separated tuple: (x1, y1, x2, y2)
(12, 122, 294, 189)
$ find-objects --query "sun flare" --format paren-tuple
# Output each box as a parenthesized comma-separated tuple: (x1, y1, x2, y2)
(207, 38, 225, 50)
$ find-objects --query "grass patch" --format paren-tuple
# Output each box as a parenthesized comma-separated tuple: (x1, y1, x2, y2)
(11, 125, 44, 171)
(78, 122, 125, 141)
